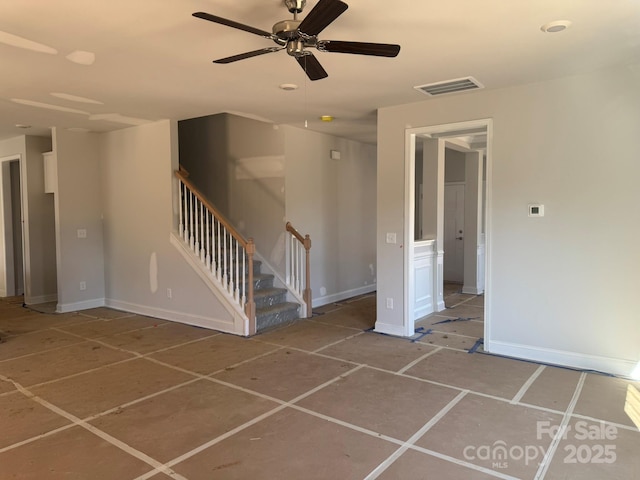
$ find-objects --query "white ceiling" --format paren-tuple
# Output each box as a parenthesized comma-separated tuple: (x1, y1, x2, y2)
(1, 0, 638, 144)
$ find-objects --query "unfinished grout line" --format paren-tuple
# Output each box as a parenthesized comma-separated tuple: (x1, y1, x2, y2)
(0, 346, 286, 456)
(0, 339, 90, 364)
(0, 374, 189, 480)
(533, 372, 587, 480)
(0, 422, 77, 454)
(307, 318, 367, 332)
(569, 413, 640, 433)
(312, 330, 365, 353)
(364, 391, 469, 479)
(134, 364, 367, 480)
(511, 365, 546, 404)
(407, 444, 520, 480)
(396, 346, 443, 374)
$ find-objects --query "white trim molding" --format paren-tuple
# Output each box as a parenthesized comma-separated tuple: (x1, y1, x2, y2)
(314, 284, 376, 308)
(56, 297, 104, 313)
(488, 340, 638, 378)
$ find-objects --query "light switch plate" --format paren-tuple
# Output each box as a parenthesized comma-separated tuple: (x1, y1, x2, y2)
(386, 232, 397, 244)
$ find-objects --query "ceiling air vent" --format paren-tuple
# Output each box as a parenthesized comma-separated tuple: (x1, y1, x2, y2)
(414, 76, 484, 97)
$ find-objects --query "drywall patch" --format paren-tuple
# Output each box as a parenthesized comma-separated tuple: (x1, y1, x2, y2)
(149, 252, 158, 293)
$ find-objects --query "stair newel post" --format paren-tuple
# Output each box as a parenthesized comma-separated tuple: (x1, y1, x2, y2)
(303, 234, 312, 318)
(245, 238, 257, 335)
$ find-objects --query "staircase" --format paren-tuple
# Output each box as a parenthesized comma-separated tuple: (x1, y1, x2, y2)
(174, 168, 308, 336)
(235, 256, 300, 332)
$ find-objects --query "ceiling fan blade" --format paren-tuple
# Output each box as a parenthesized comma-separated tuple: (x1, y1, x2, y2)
(214, 47, 283, 64)
(193, 12, 274, 39)
(297, 0, 348, 37)
(318, 40, 401, 57)
(296, 54, 328, 81)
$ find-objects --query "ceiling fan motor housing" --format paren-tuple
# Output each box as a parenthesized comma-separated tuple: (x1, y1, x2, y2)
(272, 19, 302, 40)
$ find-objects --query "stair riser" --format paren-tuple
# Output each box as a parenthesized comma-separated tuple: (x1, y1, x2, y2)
(255, 292, 287, 309)
(256, 306, 300, 332)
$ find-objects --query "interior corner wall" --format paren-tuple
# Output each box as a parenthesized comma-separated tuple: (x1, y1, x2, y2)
(100, 120, 233, 327)
(377, 65, 640, 377)
(178, 113, 286, 277)
(23, 136, 56, 304)
(283, 126, 377, 306)
(178, 113, 229, 213)
(53, 129, 104, 310)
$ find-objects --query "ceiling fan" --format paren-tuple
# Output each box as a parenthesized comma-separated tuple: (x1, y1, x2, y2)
(193, 0, 401, 81)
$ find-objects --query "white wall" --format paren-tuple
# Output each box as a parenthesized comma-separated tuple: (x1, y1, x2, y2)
(377, 65, 640, 376)
(53, 128, 105, 311)
(100, 120, 234, 328)
(284, 126, 377, 306)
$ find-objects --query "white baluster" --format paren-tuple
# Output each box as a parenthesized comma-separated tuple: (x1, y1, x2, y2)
(206, 210, 211, 270)
(242, 246, 246, 307)
(178, 181, 184, 237)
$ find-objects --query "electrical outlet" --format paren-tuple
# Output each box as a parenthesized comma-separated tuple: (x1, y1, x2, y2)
(386, 298, 394, 309)
(166, 288, 172, 299)
(386, 232, 396, 244)
(77, 229, 87, 238)
(79, 281, 86, 291)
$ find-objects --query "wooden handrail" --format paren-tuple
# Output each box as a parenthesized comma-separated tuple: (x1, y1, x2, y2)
(175, 170, 249, 249)
(175, 169, 256, 334)
(286, 221, 312, 318)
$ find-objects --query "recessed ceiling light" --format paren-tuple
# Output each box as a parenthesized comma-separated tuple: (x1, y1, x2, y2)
(10, 99, 89, 115)
(0, 31, 57, 54)
(279, 83, 299, 91)
(320, 115, 334, 122)
(65, 50, 95, 65)
(541, 20, 572, 33)
(15, 124, 31, 129)
(50, 93, 103, 104)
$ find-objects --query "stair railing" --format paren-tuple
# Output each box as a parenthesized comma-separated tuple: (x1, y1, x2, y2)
(175, 169, 256, 334)
(285, 222, 312, 318)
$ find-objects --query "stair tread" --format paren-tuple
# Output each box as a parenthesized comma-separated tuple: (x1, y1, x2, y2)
(256, 302, 299, 315)
(253, 287, 287, 298)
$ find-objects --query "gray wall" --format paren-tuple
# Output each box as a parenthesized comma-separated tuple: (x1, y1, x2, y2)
(53, 128, 105, 310)
(284, 126, 377, 305)
(101, 120, 233, 326)
(179, 113, 286, 276)
(377, 65, 640, 376)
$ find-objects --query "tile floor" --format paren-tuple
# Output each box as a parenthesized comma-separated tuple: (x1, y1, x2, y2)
(0, 287, 638, 479)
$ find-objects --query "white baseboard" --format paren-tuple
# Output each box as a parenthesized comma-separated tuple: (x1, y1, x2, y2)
(56, 298, 105, 313)
(105, 298, 243, 335)
(25, 294, 58, 306)
(313, 284, 376, 307)
(462, 286, 483, 295)
(487, 340, 638, 378)
(373, 321, 408, 337)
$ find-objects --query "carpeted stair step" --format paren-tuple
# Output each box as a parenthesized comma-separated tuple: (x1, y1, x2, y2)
(256, 302, 300, 332)
(253, 287, 288, 309)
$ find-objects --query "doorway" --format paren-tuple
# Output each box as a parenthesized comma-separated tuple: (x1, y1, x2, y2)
(1, 157, 25, 297)
(404, 119, 491, 337)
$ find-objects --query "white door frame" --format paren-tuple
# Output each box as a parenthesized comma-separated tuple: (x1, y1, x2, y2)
(0, 154, 26, 298)
(404, 119, 493, 342)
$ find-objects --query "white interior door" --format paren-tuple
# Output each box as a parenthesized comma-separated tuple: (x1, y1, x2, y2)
(444, 184, 464, 282)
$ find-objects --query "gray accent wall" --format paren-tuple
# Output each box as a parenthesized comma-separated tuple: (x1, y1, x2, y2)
(179, 113, 286, 277)
(284, 125, 377, 305)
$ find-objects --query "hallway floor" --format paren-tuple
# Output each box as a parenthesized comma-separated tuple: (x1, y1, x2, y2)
(0, 291, 638, 479)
